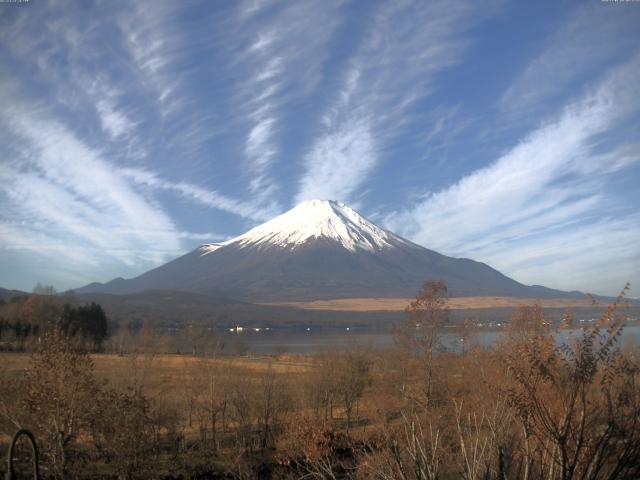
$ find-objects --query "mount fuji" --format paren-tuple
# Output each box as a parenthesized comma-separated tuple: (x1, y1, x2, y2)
(77, 200, 579, 301)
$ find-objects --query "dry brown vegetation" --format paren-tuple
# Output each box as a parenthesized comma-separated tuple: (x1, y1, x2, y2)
(261, 296, 598, 312)
(1, 282, 639, 479)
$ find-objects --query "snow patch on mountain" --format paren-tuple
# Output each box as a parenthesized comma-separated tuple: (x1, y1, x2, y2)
(201, 200, 410, 253)
(199, 243, 224, 255)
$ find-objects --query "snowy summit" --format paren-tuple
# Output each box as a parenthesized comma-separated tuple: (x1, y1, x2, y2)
(200, 200, 409, 253)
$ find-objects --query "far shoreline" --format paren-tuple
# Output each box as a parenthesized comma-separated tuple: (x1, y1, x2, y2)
(259, 295, 618, 312)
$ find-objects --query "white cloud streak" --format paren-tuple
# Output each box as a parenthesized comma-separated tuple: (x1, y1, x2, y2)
(96, 99, 137, 140)
(296, 120, 375, 202)
(233, 0, 344, 198)
(117, 1, 182, 113)
(384, 53, 640, 295)
(463, 211, 640, 297)
(295, 0, 493, 204)
(121, 168, 278, 222)
(0, 104, 223, 288)
(501, 3, 640, 115)
(1, 112, 183, 262)
(0, 3, 147, 159)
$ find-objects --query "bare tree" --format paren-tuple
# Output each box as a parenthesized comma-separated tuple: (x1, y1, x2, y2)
(503, 284, 640, 479)
(363, 410, 442, 480)
(255, 365, 290, 449)
(336, 350, 372, 433)
(92, 387, 160, 480)
(187, 358, 230, 452)
(394, 280, 449, 408)
(453, 399, 514, 480)
(22, 328, 100, 478)
(308, 350, 339, 423)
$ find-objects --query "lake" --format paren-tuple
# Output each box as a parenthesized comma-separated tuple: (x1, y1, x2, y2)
(213, 324, 640, 355)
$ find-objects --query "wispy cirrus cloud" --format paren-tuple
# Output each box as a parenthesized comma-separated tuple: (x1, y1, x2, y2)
(0, 99, 218, 288)
(501, 3, 640, 116)
(121, 168, 278, 222)
(296, 119, 375, 202)
(294, 0, 496, 204)
(0, 2, 151, 162)
(385, 53, 640, 295)
(231, 0, 345, 199)
(0, 111, 183, 261)
(480, 215, 640, 296)
(117, 0, 185, 114)
(96, 98, 138, 140)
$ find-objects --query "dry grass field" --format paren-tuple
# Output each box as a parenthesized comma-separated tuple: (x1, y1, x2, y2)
(262, 295, 597, 311)
(0, 351, 315, 448)
(0, 352, 312, 394)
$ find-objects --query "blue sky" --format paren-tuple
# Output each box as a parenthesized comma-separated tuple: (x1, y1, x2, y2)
(1, 0, 639, 296)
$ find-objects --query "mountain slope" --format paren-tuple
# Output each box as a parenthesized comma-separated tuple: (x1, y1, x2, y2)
(0, 287, 30, 302)
(77, 200, 581, 301)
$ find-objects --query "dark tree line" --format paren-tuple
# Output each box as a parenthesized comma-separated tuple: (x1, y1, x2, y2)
(0, 293, 108, 350)
(59, 302, 108, 349)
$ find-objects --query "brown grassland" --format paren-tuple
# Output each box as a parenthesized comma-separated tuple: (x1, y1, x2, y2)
(260, 296, 597, 312)
(0, 352, 312, 401)
(0, 282, 639, 479)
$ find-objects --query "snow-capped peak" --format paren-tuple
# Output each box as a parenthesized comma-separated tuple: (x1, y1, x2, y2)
(201, 200, 409, 254)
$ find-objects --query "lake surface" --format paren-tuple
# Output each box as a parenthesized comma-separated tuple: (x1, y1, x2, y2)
(214, 324, 640, 355)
